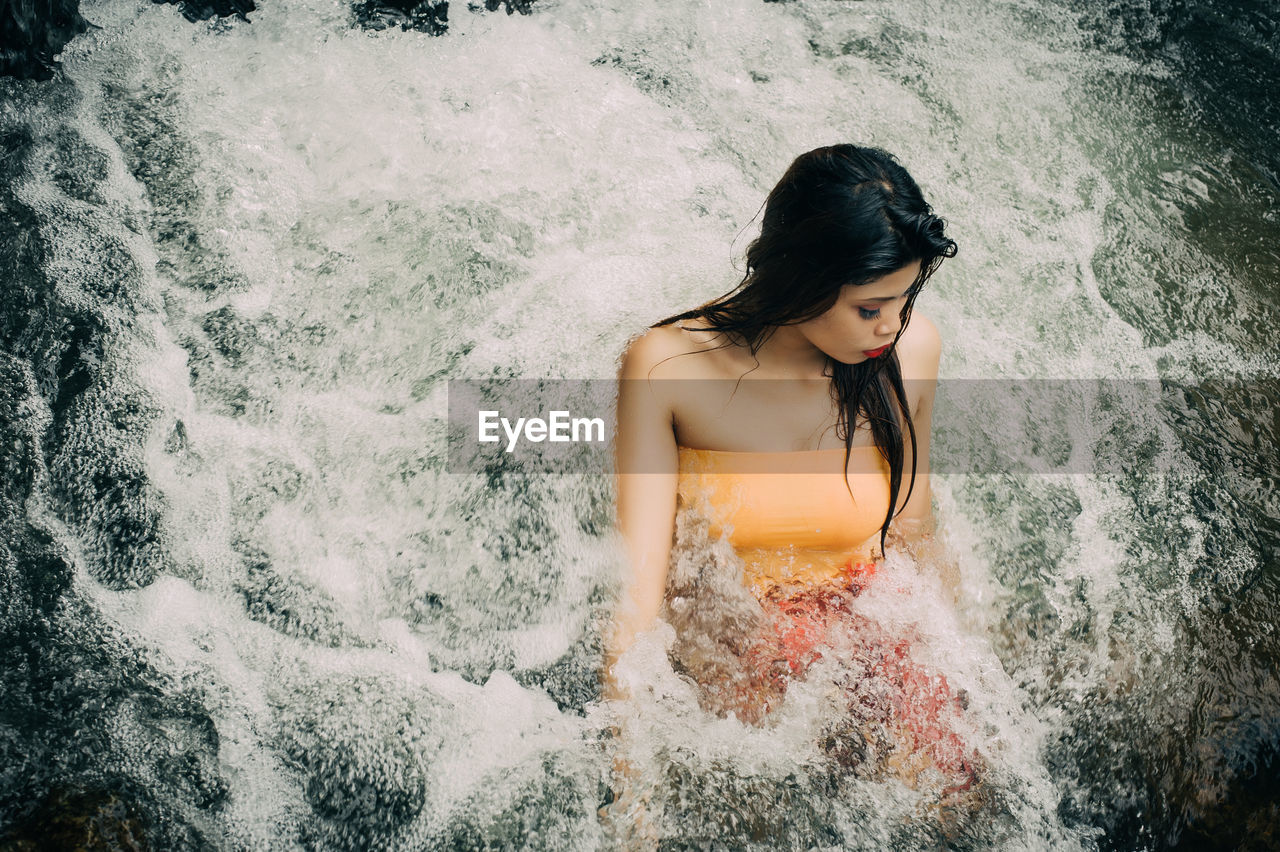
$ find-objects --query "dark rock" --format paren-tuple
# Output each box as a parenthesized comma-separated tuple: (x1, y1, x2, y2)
(0, 65, 220, 852)
(150, 0, 254, 23)
(47, 310, 107, 416)
(353, 0, 447, 35)
(49, 127, 111, 205)
(0, 102, 169, 593)
(0, 355, 40, 508)
(438, 752, 591, 850)
(277, 674, 449, 846)
(162, 419, 187, 454)
(200, 305, 261, 366)
(468, 0, 533, 14)
(0, 787, 149, 851)
(0, 590, 226, 850)
(1175, 729, 1280, 850)
(112, 691, 231, 817)
(0, 129, 47, 354)
(590, 48, 696, 105)
(0, 516, 74, 630)
(99, 79, 252, 297)
(235, 545, 363, 648)
(46, 385, 168, 590)
(79, 231, 144, 307)
(512, 609, 607, 715)
(657, 750, 843, 848)
(0, 0, 91, 81)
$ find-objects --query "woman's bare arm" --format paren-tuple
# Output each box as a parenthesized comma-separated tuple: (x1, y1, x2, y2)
(600, 331, 682, 847)
(604, 329, 681, 700)
(893, 313, 940, 526)
(889, 315, 960, 597)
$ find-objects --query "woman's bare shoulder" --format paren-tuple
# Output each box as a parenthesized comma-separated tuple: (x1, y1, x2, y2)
(619, 322, 727, 381)
(897, 312, 942, 381)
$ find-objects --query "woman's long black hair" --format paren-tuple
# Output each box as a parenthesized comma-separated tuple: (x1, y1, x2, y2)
(655, 144, 958, 556)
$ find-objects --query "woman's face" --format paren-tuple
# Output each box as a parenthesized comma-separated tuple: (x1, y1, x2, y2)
(795, 261, 922, 365)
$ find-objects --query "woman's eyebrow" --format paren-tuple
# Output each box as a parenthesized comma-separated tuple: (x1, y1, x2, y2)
(858, 290, 911, 303)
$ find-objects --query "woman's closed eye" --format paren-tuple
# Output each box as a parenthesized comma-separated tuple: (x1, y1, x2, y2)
(858, 307, 881, 320)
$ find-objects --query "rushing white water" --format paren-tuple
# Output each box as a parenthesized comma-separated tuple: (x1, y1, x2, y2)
(5, 0, 1270, 846)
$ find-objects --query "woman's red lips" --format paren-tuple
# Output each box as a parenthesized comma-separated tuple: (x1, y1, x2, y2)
(863, 345, 890, 357)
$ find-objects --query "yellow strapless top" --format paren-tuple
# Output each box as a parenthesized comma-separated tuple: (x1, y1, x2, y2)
(676, 445, 892, 598)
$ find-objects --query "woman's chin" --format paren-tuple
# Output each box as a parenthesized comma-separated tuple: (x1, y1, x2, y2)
(831, 353, 871, 366)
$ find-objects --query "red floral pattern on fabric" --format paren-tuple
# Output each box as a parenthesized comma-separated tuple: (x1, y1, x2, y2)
(728, 568, 978, 795)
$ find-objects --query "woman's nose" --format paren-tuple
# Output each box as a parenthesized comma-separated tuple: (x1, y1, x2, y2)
(875, 313, 902, 337)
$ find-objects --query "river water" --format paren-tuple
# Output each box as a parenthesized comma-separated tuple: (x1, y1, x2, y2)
(0, 0, 1276, 848)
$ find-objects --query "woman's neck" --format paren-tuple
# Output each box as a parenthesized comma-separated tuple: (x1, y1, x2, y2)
(748, 325, 831, 380)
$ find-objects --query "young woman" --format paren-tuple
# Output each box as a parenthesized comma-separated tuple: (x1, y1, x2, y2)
(603, 144, 972, 840)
